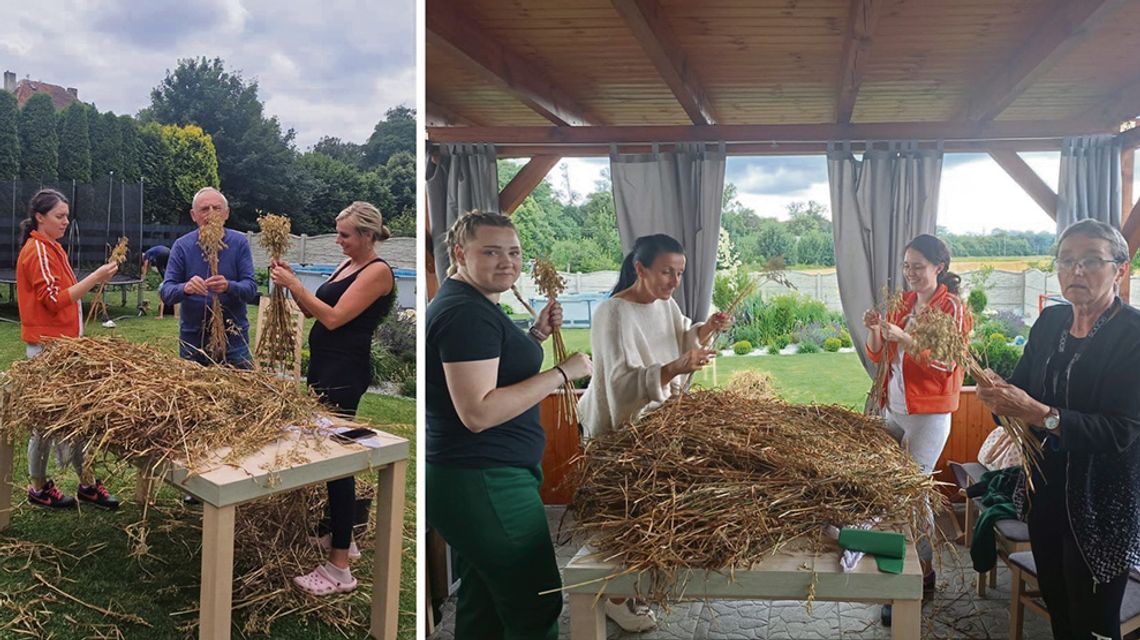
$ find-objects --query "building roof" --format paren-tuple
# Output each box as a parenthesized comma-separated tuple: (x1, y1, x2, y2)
(14, 79, 78, 110)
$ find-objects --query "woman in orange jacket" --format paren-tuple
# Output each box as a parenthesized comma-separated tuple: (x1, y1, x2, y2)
(863, 234, 971, 606)
(16, 188, 121, 510)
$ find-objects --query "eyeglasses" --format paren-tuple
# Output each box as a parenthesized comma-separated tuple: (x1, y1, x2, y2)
(900, 263, 932, 273)
(1053, 257, 1119, 272)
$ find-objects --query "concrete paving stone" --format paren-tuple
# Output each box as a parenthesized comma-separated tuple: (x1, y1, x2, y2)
(693, 600, 771, 639)
(767, 600, 841, 640)
(607, 601, 703, 640)
(837, 602, 891, 639)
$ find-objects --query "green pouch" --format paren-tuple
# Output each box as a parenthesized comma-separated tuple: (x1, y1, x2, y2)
(838, 528, 906, 574)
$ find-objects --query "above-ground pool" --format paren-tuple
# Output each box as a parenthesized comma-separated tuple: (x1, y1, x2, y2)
(528, 292, 609, 328)
(292, 263, 415, 310)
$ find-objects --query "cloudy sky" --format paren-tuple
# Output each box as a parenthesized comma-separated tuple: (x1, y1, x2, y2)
(1, 0, 414, 149)
(556, 154, 1140, 235)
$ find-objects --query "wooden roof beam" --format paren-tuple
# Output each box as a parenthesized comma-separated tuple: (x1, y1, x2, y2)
(425, 100, 481, 127)
(499, 156, 562, 216)
(426, 0, 599, 127)
(953, 0, 1128, 122)
(989, 150, 1057, 219)
(1123, 198, 1140, 255)
(611, 0, 717, 125)
(834, 0, 883, 124)
(1121, 125, 1140, 151)
(426, 119, 1111, 145)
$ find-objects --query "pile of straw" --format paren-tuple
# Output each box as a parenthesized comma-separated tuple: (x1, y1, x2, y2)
(568, 389, 942, 604)
(254, 213, 298, 373)
(197, 213, 230, 362)
(0, 336, 326, 476)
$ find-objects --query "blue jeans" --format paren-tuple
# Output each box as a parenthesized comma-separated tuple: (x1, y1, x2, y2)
(179, 328, 252, 369)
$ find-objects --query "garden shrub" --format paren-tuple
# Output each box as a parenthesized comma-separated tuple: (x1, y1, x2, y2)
(964, 338, 1022, 385)
(733, 340, 753, 356)
(839, 330, 853, 348)
(823, 337, 842, 352)
(967, 288, 988, 314)
(769, 334, 791, 351)
(797, 340, 821, 354)
(767, 343, 781, 355)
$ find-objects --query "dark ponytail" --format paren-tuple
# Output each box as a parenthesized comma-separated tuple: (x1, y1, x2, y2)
(610, 234, 685, 295)
(19, 188, 69, 246)
(905, 233, 959, 295)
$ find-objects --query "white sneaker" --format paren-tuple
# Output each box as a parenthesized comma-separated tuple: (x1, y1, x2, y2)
(101, 320, 117, 328)
(308, 533, 361, 561)
(604, 598, 657, 632)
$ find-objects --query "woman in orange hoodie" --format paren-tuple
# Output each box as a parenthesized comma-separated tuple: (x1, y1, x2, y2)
(863, 233, 971, 608)
(17, 188, 120, 510)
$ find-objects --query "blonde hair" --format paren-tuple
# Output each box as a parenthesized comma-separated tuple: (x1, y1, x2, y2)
(337, 201, 391, 243)
(445, 210, 515, 276)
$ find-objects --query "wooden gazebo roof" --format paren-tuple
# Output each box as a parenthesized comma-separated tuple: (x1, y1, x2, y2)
(426, 0, 1140, 154)
(424, 0, 1140, 292)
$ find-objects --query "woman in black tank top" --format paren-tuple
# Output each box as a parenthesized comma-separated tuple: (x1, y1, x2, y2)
(269, 201, 396, 595)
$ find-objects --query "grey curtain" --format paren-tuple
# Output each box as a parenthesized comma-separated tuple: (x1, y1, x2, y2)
(1056, 135, 1122, 234)
(425, 143, 499, 278)
(610, 142, 726, 321)
(828, 142, 943, 374)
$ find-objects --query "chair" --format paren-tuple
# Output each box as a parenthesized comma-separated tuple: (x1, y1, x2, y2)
(1008, 551, 1140, 639)
(948, 460, 1032, 596)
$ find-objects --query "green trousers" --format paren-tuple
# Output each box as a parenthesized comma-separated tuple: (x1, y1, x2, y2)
(426, 463, 562, 640)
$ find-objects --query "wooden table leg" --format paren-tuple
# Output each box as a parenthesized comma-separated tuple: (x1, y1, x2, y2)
(569, 593, 606, 639)
(890, 598, 921, 640)
(0, 436, 14, 532)
(1009, 565, 1025, 640)
(199, 503, 235, 640)
(370, 459, 406, 640)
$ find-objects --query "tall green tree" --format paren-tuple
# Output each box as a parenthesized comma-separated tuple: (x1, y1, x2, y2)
(312, 135, 364, 167)
(140, 123, 220, 223)
(785, 201, 831, 236)
(0, 91, 19, 179)
(363, 106, 415, 169)
(379, 150, 415, 220)
(19, 93, 58, 180)
(57, 102, 92, 182)
(90, 110, 124, 179)
(296, 151, 367, 234)
(143, 57, 299, 229)
(118, 115, 142, 181)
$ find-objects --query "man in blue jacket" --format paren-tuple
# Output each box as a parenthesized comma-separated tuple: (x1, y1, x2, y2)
(160, 187, 258, 368)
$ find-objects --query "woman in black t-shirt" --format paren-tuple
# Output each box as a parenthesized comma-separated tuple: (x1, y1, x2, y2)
(270, 201, 395, 596)
(426, 211, 592, 639)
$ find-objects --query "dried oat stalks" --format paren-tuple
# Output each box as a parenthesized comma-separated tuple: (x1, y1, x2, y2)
(85, 236, 130, 326)
(255, 213, 298, 374)
(568, 389, 943, 606)
(908, 309, 1044, 488)
(197, 212, 231, 362)
(864, 286, 904, 415)
(532, 258, 578, 426)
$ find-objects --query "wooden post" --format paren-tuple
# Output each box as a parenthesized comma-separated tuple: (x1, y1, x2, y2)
(1009, 565, 1026, 640)
(0, 436, 13, 532)
(199, 503, 236, 640)
(569, 593, 606, 640)
(1122, 145, 1134, 302)
(370, 459, 406, 640)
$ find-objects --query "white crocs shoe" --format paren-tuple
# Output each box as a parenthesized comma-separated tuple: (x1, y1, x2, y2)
(604, 598, 657, 632)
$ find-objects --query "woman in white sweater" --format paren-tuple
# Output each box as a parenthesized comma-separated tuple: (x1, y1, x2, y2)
(577, 233, 729, 631)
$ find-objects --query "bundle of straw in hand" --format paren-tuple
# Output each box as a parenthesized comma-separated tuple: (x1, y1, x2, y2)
(531, 258, 578, 425)
(864, 287, 903, 415)
(254, 213, 297, 373)
(85, 236, 129, 326)
(909, 308, 1045, 489)
(197, 212, 230, 362)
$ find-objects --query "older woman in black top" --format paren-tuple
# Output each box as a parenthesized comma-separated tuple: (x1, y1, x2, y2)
(978, 218, 1140, 640)
(426, 211, 592, 639)
(270, 201, 395, 596)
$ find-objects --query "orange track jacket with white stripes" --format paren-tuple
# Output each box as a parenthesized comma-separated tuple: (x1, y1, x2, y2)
(17, 230, 80, 344)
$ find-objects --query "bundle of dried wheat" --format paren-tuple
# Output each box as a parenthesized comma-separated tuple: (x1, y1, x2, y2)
(85, 236, 130, 326)
(254, 213, 297, 373)
(532, 258, 578, 424)
(197, 213, 230, 362)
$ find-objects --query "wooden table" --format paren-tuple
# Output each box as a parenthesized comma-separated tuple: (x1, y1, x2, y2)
(0, 423, 409, 640)
(563, 542, 922, 640)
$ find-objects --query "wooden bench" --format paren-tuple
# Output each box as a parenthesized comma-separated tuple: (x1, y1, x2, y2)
(563, 542, 923, 640)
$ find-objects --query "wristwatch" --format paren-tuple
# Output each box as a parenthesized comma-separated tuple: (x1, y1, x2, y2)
(1042, 407, 1060, 431)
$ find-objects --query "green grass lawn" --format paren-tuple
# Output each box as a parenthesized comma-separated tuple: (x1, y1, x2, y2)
(545, 328, 872, 408)
(0, 294, 415, 640)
